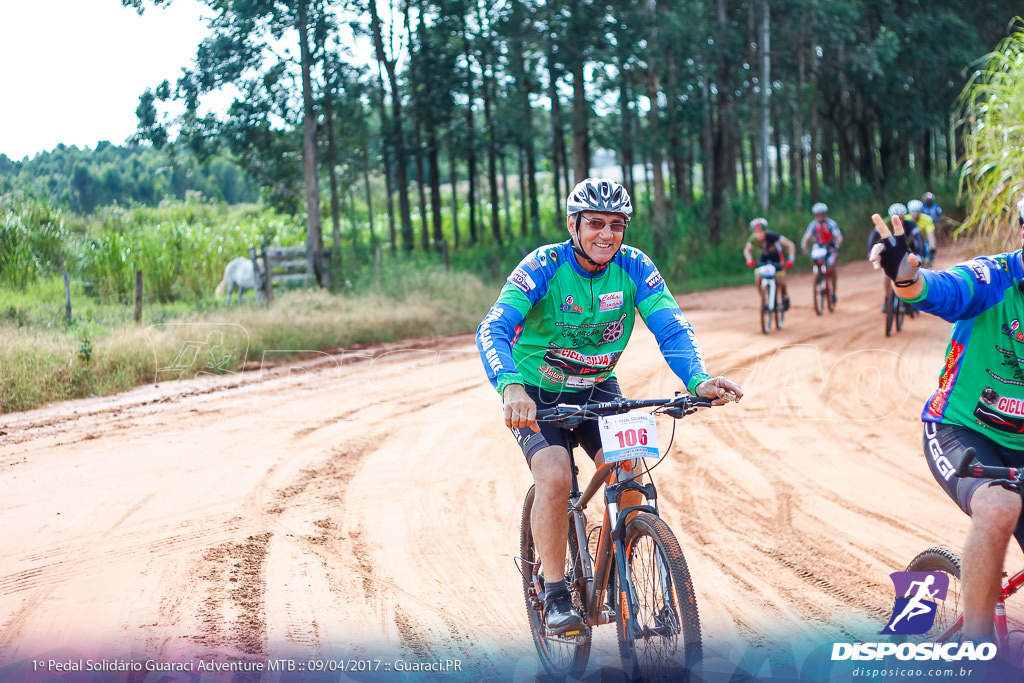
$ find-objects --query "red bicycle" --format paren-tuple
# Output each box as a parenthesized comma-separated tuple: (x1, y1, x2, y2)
(904, 451, 1024, 662)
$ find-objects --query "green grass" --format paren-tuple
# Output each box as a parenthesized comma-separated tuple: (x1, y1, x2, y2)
(0, 266, 495, 413)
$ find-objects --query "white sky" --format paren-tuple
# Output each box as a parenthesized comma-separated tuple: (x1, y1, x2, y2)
(0, 0, 212, 160)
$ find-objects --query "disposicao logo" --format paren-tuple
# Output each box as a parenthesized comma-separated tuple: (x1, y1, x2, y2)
(830, 571, 997, 663)
(880, 571, 947, 635)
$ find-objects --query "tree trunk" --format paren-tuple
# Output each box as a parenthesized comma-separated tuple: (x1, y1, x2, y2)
(548, 56, 564, 217)
(482, 67, 502, 244)
(297, 0, 324, 286)
(518, 145, 527, 237)
(361, 138, 375, 246)
(644, 66, 669, 254)
(619, 63, 635, 191)
(324, 86, 342, 282)
(570, 59, 589, 183)
(448, 134, 460, 248)
(369, 0, 413, 252)
(415, 120, 429, 250)
(427, 127, 443, 248)
(374, 63, 397, 254)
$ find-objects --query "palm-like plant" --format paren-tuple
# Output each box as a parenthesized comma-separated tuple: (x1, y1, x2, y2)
(958, 17, 1024, 243)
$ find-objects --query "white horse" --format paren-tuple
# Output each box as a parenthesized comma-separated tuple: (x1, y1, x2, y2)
(214, 256, 265, 305)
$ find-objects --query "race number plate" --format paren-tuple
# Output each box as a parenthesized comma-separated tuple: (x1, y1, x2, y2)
(599, 412, 659, 463)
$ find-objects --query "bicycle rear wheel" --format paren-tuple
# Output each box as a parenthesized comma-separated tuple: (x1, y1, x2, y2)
(520, 485, 591, 680)
(813, 273, 825, 315)
(903, 547, 962, 642)
(826, 275, 836, 312)
(616, 512, 701, 681)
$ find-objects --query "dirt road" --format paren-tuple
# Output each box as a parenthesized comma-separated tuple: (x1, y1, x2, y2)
(0, 255, 1010, 680)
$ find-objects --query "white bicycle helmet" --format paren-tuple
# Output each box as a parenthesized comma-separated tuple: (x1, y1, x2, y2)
(811, 202, 828, 214)
(907, 199, 924, 213)
(566, 178, 633, 218)
(749, 217, 768, 231)
(888, 202, 908, 217)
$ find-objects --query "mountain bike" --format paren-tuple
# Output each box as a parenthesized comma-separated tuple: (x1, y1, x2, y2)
(518, 394, 712, 681)
(904, 450, 1024, 663)
(755, 262, 784, 334)
(810, 245, 835, 316)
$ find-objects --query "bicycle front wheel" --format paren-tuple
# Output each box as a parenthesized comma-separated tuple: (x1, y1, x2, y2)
(896, 298, 906, 332)
(813, 274, 825, 315)
(826, 276, 836, 312)
(903, 547, 963, 642)
(885, 292, 896, 337)
(616, 513, 701, 681)
(774, 293, 785, 330)
(519, 486, 592, 680)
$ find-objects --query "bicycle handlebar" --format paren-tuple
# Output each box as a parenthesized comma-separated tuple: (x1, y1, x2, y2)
(535, 394, 714, 427)
(956, 448, 1022, 482)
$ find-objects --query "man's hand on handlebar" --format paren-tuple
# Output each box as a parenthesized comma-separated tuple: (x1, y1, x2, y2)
(503, 383, 537, 429)
(695, 376, 744, 406)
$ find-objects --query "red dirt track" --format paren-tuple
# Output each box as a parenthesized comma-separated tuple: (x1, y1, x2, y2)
(1, 253, 1014, 678)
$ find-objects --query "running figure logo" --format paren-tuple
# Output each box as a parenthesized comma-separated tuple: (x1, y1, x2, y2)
(880, 571, 949, 635)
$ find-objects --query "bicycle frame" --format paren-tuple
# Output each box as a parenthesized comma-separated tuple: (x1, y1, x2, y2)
(566, 452, 660, 630)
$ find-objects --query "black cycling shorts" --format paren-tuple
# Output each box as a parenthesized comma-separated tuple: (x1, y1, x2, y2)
(511, 377, 622, 467)
(923, 421, 1024, 550)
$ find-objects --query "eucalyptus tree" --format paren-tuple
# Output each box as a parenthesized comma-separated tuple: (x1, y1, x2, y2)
(123, 0, 332, 285)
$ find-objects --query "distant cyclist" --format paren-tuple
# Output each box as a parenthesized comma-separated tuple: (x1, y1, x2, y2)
(908, 199, 937, 265)
(800, 202, 843, 305)
(744, 217, 795, 311)
(869, 203, 926, 313)
(869, 194, 1024, 644)
(922, 191, 944, 236)
(475, 177, 743, 637)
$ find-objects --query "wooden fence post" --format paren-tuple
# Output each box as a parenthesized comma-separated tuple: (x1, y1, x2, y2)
(64, 271, 72, 323)
(134, 270, 143, 324)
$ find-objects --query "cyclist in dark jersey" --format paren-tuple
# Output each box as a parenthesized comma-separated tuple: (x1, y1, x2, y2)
(744, 217, 795, 311)
(476, 177, 743, 635)
(869, 196, 1024, 642)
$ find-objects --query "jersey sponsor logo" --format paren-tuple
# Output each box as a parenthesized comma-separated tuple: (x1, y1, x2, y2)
(537, 249, 548, 267)
(645, 269, 664, 290)
(508, 267, 536, 293)
(477, 306, 506, 375)
(565, 375, 597, 389)
(599, 291, 624, 312)
(923, 422, 956, 480)
(544, 346, 621, 375)
(1001, 320, 1024, 343)
(556, 313, 628, 348)
(538, 364, 567, 383)
(927, 341, 963, 418)
(965, 260, 992, 284)
(560, 294, 583, 313)
(975, 386, 1024, 434)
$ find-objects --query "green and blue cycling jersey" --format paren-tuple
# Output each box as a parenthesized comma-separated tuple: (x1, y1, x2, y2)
(906, 250, 1024, 448)
(476, 240, 712, 396)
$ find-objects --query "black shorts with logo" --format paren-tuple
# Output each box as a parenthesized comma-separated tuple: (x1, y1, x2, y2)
(923, 421, 1024, 550)
(511, 377, 622, 467)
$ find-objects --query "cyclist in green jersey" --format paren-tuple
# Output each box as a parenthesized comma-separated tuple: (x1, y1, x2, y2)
(870, 195, 1024, 642)
(476, 177, 743, 635)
